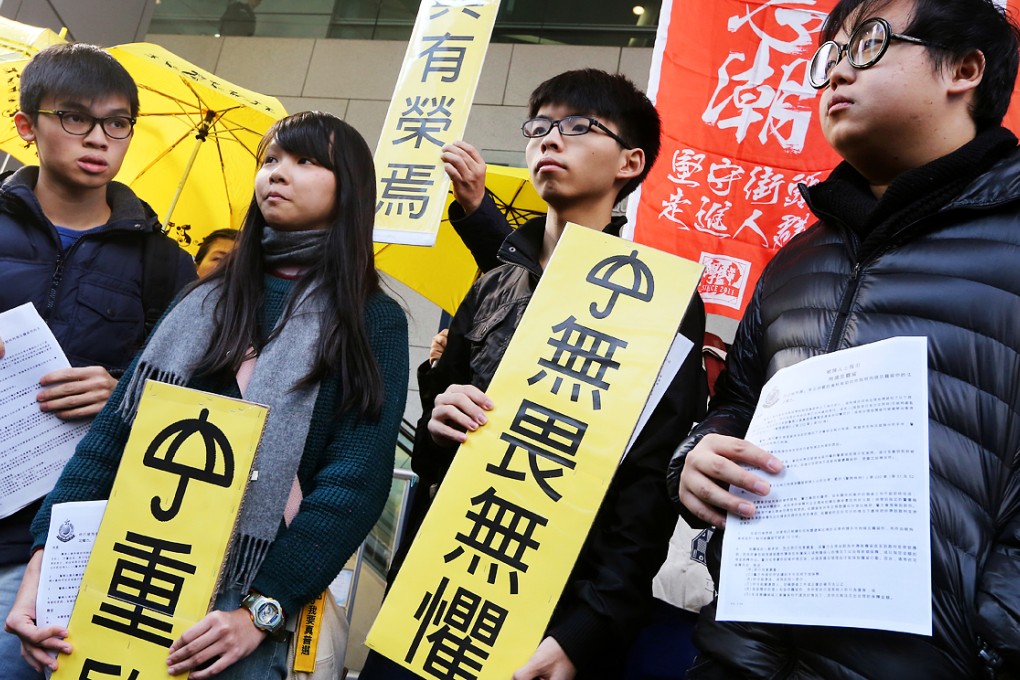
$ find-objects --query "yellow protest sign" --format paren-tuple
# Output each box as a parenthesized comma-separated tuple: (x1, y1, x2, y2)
(53, 381, 266, 679)
(368, 224, 704, 678)
(372, 0, 500, 246)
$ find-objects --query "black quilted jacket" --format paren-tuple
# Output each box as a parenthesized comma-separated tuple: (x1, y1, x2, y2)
(668, 143, 1020, 679)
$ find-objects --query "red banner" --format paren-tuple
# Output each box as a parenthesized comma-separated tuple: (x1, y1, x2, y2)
(634, 0, 1020, 320)
(632, 0, 841, 319)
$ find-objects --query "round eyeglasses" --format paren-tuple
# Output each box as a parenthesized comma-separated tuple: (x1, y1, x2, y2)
(808, 17, 935, 89)
(521, 115, 632, 149)
(36, 109, 136, 140)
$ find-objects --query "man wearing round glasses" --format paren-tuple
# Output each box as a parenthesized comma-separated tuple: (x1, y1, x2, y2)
(671, 0, 1020, 677)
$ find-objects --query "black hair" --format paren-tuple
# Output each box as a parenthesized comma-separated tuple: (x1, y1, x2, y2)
(528, 68, 661, 203)
(20, 43, 139, 118)
(822, 0, 1020, 129)
(196, 111, 385, 419)
(194, 228, 239, 265)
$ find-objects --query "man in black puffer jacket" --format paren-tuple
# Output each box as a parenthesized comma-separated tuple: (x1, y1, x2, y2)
(668, 0, 1020, 677)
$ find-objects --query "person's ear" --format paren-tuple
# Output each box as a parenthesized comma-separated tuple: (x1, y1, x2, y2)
(617, 147, 645, 182)
(948, 49, 984, 95)
(13, 111, 36, 143)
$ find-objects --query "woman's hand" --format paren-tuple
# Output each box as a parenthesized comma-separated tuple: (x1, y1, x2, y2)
(3, 551, 72, 672)
(166, 608, 266, 678)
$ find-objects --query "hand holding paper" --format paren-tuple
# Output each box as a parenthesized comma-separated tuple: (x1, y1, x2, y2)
(37, 365, 117, 420)
(679, 433, 784, 527)
(4, 550, 71, 673)
(0, 303, 91, 518)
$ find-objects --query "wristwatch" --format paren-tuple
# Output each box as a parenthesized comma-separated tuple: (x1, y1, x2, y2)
(240, 592, 285, 636)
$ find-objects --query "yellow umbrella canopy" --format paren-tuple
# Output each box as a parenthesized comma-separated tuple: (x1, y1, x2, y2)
(0, 16, 66, 59)
(375, 164, 545, 315)
(0, 17, 68, 165)
(108, 42, 287, 253)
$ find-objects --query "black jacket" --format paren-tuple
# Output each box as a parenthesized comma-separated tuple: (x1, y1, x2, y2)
(667, 137, 1020, 679)
(447, 191, 513, 273)
(0, 167, 196, 371)
(407, 215, 707, 675)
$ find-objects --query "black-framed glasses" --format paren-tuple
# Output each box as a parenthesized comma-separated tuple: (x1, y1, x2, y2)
(521, 115, 632, 149)
(809, 17, 936, 89)
(35, 109, 136, 140)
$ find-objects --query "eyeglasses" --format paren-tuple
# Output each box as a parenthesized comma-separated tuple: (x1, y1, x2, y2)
(521, 115, 632, 149)
(809, 17, 936, 89)
(35, 109, 136, 140)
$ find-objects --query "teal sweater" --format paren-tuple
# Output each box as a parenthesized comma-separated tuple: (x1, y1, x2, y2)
(32, 275, 409, 616)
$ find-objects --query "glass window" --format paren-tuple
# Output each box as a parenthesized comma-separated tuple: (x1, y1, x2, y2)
(149, 0, 660, 47)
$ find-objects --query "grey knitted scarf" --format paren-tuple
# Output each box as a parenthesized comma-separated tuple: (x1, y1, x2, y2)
(118, 227, 328, 593)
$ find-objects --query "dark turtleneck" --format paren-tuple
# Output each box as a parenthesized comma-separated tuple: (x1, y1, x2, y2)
(805, 126, 1018, 252)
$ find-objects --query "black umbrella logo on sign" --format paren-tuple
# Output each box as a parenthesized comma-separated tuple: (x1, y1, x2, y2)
(586, 250, 655, 319)
(143, 408, 235, 522)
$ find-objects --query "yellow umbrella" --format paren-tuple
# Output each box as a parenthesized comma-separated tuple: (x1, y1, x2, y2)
(0, 17, 68, 166)
(107, 42, 287, 253)
(375, 164, 545, 315)
(0, 17, 66, 58)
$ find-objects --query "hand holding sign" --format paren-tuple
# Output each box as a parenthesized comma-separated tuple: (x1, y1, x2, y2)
(442, 140, 487, 216)
(166, 608, 265, 678)
(511, 636, 576, 680)
(429, 383, 493, 445)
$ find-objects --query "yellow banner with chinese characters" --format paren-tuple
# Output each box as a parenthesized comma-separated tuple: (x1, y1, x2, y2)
(372, 0, 500, 246)
(52, 382, 266, 679)
(368, 224, 704, 678)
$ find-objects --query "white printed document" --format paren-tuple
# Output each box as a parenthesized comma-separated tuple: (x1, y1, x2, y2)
(36, 500, 107, 629)
(624, 331, 695, 457)
(717, 336, 931, 635)
(0, 303, 90, 518)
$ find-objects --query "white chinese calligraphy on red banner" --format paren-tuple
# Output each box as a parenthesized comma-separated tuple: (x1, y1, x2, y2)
(632, 0, 841, 318)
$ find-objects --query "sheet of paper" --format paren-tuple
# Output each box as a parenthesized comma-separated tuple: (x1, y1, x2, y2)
(36, 500, 107, 629)
(623, 331, 695, 457)
(717, 336, 931, 635)
(0, 303, 90, 518)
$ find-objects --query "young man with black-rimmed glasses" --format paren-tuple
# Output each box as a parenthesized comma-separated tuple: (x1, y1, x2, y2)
(363, 68, 708, 680)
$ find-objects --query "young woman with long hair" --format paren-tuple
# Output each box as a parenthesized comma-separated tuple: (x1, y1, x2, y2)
(5, 111, 409, 679)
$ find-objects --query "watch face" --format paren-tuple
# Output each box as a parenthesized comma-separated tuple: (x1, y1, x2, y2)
(255, 599, 282, 629)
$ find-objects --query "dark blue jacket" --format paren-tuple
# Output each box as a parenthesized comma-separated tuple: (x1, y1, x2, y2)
(0, 166, 196, 371)
(0, 166, 196, 565)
